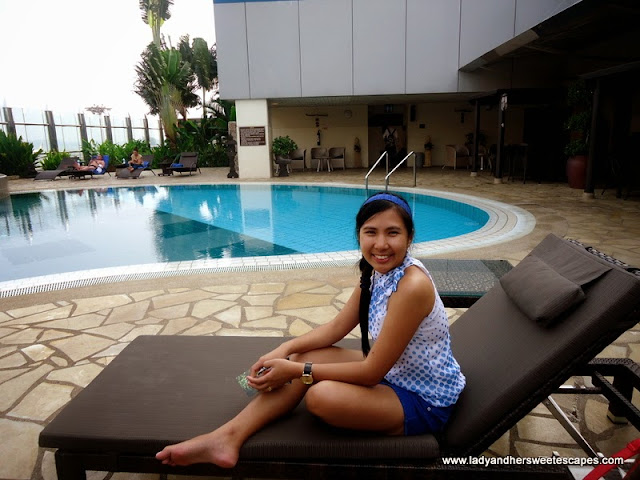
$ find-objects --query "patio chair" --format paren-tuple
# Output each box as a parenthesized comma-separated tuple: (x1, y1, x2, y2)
(68, 155, 111, 179)
(39, 234, 640, 479)
(168, 152, 200, 176)
(310, 147, 330, 172)
(116, 156, 154, 179)
(289, 148, 306, 171)
(444, 144, 471, 170)
(328, 147, 346, 170)
(33, 156, 79, 181)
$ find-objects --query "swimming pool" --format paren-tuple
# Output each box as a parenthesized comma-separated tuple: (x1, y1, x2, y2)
(0, 183, 535, 294)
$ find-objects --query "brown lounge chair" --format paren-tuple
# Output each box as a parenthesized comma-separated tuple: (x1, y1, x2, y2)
(116, 156, 155, 179)
(39, 234, 640, 479)
(33, 156, 79, 180)
(168, 152, 200, 176)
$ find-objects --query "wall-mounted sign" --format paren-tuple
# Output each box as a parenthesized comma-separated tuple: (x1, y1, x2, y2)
(239, 126, 266, 146)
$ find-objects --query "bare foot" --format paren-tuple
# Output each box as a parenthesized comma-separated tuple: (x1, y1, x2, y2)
(156, 431, 239, 468)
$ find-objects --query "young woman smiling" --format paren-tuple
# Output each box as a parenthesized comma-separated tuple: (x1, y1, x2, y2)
(156, 192, 465, 468)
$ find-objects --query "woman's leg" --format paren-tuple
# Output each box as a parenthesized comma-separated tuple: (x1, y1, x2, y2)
(156, 346, 364, 468)
(305, 380, 404, 435)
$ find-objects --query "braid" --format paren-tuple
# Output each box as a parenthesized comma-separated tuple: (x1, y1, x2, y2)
(358, 257, 373, 356)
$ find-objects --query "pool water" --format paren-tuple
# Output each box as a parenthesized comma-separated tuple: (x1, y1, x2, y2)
(0, 184, 489, 282)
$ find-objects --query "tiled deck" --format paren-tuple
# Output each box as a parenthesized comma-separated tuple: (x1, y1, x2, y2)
(2, 167, 640, 480)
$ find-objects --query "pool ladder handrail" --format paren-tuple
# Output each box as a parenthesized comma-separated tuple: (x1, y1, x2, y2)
(364, 151, 389, 195)
(385, 151, 416, 191)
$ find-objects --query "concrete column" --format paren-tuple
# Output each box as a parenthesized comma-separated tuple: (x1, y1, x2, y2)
(45, 110, 59, 152)
(236, 99, 272, 179)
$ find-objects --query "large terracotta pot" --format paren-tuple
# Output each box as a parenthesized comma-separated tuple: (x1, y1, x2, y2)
(566, 155, 587, 189)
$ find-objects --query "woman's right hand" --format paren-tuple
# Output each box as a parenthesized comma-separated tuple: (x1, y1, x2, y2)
(251, 344, 290, 375)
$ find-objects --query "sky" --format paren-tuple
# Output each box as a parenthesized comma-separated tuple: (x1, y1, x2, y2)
(0, 0, 216, 118)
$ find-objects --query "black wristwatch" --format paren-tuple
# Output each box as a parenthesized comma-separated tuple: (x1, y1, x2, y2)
(300, 362, 313, 385)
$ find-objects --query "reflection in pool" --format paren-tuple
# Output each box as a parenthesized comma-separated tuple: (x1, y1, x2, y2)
(0, 184, 489, 282)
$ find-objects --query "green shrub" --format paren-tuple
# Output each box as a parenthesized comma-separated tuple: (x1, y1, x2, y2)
(40, 150, 72, 170)
(81, 139, 153, 169)
(272, 136, 297, 158)
(0, 131, 42, 177)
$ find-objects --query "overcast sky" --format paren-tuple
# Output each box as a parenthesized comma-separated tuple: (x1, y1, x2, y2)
(0, 0, 216, 118)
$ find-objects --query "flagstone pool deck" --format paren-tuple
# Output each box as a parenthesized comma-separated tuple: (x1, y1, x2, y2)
(2, 167, 640, 480)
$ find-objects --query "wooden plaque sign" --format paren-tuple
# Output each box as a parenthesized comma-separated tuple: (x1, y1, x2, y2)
(239, 126, 266, 146)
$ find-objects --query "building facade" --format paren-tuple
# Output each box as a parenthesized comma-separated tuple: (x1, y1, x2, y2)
(213, 0, 640, 183)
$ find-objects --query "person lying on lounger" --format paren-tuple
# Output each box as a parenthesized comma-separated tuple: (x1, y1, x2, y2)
(73, 155, 105, 173)
(128, 149, 143, 172)
(156, 191, 466, 469)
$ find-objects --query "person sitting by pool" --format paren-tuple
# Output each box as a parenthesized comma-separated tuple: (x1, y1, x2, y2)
(128, 149, 144, 172)
(73, 155, 105, 174)
(155, 191, 466, 469)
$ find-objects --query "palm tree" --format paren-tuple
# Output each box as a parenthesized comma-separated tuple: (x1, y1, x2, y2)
(178, 35, 218, 117)
(134, 43, 195, 145)
(139, 0, 174, 47)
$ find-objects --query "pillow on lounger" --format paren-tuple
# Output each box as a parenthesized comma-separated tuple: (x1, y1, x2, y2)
(500, 255, 585, 326)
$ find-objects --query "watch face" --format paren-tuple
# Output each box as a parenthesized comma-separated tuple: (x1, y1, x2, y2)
(301, 374, 313, 385)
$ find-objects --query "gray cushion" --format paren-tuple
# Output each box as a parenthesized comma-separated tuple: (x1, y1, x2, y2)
(500, 255, 585, 325)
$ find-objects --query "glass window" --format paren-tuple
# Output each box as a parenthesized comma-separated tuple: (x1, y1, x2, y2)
(112, 126, 128, 144)
(132, 127, 146, 142)
(87, 126, 105, 144)
(56, 126, 82, 152)
(85, 114, 104, 127)
(149, 128, 161, 147)
(55, 111, 80, 126)
(23, 125, 50, 151)
(110, 115, 127, 128)
(12, 108, 26, 124)
(131, 116, 145, 128)
(22, 108, 46, 124)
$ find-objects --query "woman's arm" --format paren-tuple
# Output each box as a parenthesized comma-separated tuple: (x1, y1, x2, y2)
(251, 286, 361, 370)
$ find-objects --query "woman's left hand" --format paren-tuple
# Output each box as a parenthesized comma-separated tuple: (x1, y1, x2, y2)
(247, 358, 297, 392)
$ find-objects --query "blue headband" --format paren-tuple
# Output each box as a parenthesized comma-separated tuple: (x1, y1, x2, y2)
(362, 193, 411, 216)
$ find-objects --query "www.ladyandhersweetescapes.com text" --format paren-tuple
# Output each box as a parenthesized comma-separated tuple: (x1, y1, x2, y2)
(442, 455, 624, 467)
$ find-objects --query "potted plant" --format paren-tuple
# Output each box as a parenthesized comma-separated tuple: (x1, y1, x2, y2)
(272, 135, 297, 159)
(272, 135, 297, 177)
(564, 80, 591, 189)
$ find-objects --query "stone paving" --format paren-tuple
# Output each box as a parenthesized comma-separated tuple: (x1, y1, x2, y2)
(2, 167, 640, 480)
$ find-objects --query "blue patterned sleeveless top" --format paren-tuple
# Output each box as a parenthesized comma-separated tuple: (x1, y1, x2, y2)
(368, 255, 466, 407)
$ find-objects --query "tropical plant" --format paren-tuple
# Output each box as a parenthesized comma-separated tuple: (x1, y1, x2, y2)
(272, 136, 297, 158)
(205, 99, 236, 140)
(564, 80, 592, 157)
(179, 35, 218, 116)
(39, 150, 72, 170)
(139, 0, 174, 47)
(134, 43, 197, 145)
(0, 131, 42, 177)
(174, 116, 228, 167)
(81, 139, 152, 167)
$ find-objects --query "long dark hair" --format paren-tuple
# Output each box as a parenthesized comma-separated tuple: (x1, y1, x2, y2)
(356, 192, 414, 356)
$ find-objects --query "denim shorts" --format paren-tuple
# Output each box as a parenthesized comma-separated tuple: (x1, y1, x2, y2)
(381, 380, 454, 435)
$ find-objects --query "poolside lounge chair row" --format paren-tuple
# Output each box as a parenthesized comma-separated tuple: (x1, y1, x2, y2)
(34, 152, 201, 181)
(40, 234, 640, 479)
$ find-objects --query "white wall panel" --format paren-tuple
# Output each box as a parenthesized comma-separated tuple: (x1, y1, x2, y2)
(215, 2, 251, 100)
(353, 0, 406, 95)
(246, 1, 302, 98)
(515, 0, 582, 36)
(459, 0, 516, 69)
(406, 0, 460, 93)
(299, 0, 353, 96)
